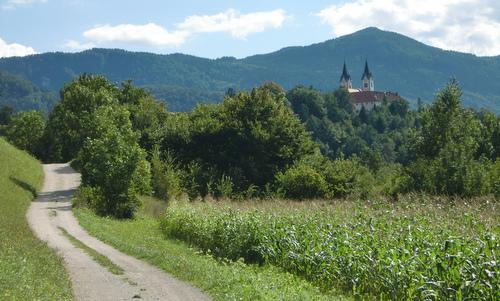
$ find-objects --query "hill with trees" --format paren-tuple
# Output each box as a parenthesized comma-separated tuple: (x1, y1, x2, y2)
(0, 70, 57, 113)
(0, 27, 499, 112)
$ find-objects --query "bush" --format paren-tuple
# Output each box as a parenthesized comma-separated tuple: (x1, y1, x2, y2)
(489, 159, 500, 198)
(4, 110, 45, 155)
(323, 157, 363, 197)
(276, 162, 329, 199)
(151, 147, 182, 201)
(215, 174, 234, 199)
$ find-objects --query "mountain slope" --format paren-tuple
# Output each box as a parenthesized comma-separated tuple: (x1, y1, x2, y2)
(0, 70, 57, 113)
(0, 27, 499, 112)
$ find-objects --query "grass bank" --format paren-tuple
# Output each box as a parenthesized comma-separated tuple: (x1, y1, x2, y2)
(160, 196, 499, 300)
(0, 137, 72, 300)
(75, 197, 346, 301)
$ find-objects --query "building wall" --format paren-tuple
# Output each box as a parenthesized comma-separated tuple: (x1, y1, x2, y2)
(354, 101, 377, 111)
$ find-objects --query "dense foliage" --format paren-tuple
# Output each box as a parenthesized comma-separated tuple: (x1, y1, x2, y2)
(1, 73, 497, 215)
(287, 86, 415, 165)
(158, 85, 317, 197)
(0, 70, 58, 113)
(40, 75, 158, 217)
(400, 81, 500, 196)
(74, 104, 151, 218)
(285, 82, 499, 198)
(160, 199, 499, 300)
(1, 28, 500, 113)
(4, 110, 45, 155)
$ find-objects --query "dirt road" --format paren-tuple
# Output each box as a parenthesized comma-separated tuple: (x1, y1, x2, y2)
(27, 163, 210, 301)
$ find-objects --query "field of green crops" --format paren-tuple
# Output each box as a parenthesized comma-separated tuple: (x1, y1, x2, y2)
(160, 195, 499, 300)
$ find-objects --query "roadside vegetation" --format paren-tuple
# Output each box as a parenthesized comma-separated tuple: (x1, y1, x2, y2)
(74, 202, 346, 301)
(2, 75, 498, 212)
(0, 137, 72, 300)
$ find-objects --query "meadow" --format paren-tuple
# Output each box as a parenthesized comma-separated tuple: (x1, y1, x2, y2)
(0, 137, 72, 300)
(160, 195, 499, 300)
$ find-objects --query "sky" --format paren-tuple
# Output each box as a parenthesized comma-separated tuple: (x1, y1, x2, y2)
(1, 0, 500, 59)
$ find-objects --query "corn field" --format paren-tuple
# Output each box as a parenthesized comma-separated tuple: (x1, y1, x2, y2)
(160, 196, 499, 300)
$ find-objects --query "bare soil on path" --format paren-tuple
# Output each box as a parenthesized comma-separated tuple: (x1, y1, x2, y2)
(27, 163, 210, 301)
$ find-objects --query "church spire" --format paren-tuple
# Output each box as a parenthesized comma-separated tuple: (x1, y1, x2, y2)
(361, 60, 373, 80)
(339, 61, 352, 89)
(361, 60, 374, 91)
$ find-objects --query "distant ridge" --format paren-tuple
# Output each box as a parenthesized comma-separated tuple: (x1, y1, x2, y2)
(0, 27, 499, 112)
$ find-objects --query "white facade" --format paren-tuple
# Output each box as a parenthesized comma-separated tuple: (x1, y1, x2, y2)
(361, 76, 374, 91)
(354, 101, 377, 111)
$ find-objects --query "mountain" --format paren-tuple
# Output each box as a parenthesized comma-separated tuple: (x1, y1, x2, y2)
(0, 27, 499, 112)
(0, 70, 58, 113)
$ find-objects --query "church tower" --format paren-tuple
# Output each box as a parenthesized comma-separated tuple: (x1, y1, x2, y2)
(339, 61, 352, 89)
(361, 60, 374, 91)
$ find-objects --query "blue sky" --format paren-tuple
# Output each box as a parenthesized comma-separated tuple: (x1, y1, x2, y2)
(1, 0, 499, 58)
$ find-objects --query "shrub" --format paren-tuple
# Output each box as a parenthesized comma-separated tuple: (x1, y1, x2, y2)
(276, 162, 329, 199)
(215, 174, 234, 199)
(489, 159, 500, 198)
(323, 157, 362, 197)
(4, 110, 45, 155)
(151, 147, 182, 201)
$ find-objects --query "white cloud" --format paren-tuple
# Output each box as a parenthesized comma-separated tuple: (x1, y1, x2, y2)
(2, 0, 47, 10)
(178, 9, 287, 39)
(78, 9, 287, 49)
(0, 37, 36, 57)
(83, 23, 189, 47)
(63, 40, 95, 51)
(316, 0, 500, 56)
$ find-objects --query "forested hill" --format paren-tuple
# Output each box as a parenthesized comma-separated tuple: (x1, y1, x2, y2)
(1, 27, 499, 112)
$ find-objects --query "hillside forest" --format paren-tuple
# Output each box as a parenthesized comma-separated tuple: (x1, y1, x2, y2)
(0, 74, 498, 217)
(1, 28, 500, 114)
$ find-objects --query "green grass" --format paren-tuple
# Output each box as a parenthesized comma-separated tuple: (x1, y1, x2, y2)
(0, 137, 72, 300)
(160, 196, 499, 300)
(58, 227, 124, 275)
(74, 203, 347, 301)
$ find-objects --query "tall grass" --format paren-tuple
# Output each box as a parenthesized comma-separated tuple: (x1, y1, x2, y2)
(160, 196, 499, 300)
(0, 137, 72, 300)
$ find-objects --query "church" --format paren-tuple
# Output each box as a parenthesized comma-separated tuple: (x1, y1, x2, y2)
(339, 60, 401, 111)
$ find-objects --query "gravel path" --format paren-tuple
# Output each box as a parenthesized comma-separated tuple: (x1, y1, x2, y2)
(27, 163, 210, 301)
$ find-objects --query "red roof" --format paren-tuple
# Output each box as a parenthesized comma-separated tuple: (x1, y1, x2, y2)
(350, 91, 401, 104)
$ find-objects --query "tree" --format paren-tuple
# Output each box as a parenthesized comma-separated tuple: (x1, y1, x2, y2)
(217, 86, 317, 188)
(5, 110, 45, 155)
(287, 86, 326, 121)
(42, 74, 118, 162)
(159, 84, 318, 195)
(119, 82, 168, 153)
(75, 105, 151, 218)
(404, 80, 491, 196)
(415, 79, 463, 159)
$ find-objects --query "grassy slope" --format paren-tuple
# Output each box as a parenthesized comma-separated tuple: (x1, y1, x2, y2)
(75, 198, 347, 301)
(0, 137, 72, 300)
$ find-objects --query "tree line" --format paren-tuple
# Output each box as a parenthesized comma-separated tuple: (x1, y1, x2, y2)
(1, 75, 498, 218)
